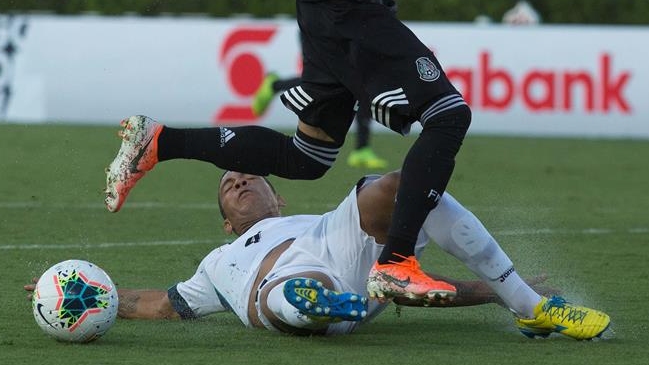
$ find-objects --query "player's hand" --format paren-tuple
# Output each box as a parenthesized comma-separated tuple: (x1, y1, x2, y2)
(24, 277, 38, 301)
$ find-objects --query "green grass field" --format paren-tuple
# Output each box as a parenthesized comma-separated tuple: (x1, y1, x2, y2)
(1, 124, 648, 364)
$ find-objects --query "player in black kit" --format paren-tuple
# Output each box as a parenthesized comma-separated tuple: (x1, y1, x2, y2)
(105, 0, 472, 302)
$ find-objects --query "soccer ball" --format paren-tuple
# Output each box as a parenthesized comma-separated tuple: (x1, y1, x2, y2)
(32, 259, 119, 342)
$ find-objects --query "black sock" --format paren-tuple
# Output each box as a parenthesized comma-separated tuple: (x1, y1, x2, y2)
(378, 104, 471, 264)
(157, 125, 339, 180)
(355, 112, 371, 150)
(157, 127, 185, 162)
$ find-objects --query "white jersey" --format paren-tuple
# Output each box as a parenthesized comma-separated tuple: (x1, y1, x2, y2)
(173, 182, 432, 334)
(175, 215, 320, 327)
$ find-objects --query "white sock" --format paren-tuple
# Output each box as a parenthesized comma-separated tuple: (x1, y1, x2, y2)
(265, 282, 325, 329)
(423, 193, 542, 318)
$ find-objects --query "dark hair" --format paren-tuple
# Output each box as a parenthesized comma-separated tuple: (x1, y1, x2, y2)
(217, 171, 277, 219)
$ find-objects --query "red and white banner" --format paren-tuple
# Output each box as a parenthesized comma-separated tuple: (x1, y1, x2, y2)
(4, 15, 647, 138)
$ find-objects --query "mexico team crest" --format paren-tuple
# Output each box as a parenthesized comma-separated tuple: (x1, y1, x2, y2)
(416, 57, 440, 82)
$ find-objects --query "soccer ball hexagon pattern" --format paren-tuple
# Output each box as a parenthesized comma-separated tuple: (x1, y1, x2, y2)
(32, 259, 119, 342)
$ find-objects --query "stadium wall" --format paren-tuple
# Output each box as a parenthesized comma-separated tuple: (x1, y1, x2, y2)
(2, 14, 647, 139)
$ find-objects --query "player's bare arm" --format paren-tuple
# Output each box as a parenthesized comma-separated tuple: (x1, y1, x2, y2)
(117, 289, 179, 320)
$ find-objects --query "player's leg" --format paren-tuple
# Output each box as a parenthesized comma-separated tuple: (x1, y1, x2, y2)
(252, 28, 305, 116)
(251, 74, 302, 116)
(355, 108, 370, 151)
(104, 116, 345, 212)
(293, 0, 466, 300)
(347, 108, 388, 169)
(356, 170, 609, 339)
(105, 18, 362, 213)
(258, 271, 367, 335)
(325, 3, 470, 300)
(423, 193, 611, 340)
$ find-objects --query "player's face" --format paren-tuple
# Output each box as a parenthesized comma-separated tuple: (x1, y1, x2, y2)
(219, 172, 281, 233)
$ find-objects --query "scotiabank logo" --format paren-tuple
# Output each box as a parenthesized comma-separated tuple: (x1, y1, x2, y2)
(447, 51, 631, 113)
(214, 26, 633, 124)
(213, 26, 277, 124)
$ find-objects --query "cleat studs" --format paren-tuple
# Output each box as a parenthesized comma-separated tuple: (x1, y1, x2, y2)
(361, 310, 367, 318)
(323, 289, 329, 296)
(304, 279, 311, 286)
(350, 295, 358, 302)
(294, 280, 301, 286)
(304, 301, 312, 309)
(316, 281, 323, 288)
(324, 307, 330, 315)
(294, 296, 302, 302)
(350, 310, 358, 317)
(315, 307, 322, 314)
(117, 130, 129, 141)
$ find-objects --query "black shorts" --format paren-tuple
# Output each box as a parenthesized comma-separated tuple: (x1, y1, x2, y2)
(281, 0, 462, 143)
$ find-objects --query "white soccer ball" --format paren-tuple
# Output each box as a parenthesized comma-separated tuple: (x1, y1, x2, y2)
(32, 259, 119, 342)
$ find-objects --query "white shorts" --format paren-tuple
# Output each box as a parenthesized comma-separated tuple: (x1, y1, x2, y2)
(262, 184, 430, 335)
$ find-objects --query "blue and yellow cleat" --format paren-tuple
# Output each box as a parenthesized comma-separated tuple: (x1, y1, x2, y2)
(283, 278, 368, 322)
(516, 296, 611, 340)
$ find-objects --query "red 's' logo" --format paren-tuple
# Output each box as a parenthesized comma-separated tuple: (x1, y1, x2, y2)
(214, 26, 277, 124)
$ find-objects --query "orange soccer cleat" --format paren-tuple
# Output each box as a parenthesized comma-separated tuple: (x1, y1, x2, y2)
(104, 115, 162, 213)
(366, 254, 456, 301)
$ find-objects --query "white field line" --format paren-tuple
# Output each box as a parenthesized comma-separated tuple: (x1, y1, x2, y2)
(0, 202, 551, 211)
(0, 202, 217, 209)
(1, 201, 646, 250)
(0, 239, 223, 250)
(1, 228, 647, 250)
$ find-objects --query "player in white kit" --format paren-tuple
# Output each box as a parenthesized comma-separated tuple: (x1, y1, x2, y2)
(109, 170, 609, 339)
(168, 173, 440, 335)
(28, 170, 609, 339)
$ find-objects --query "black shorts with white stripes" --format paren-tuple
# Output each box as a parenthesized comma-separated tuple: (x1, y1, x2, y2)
(280, 0, 464, 142)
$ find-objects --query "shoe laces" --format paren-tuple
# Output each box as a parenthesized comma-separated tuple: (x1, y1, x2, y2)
(383, 254, 432, 281)
(542, 296, 588, 324)
(387, 253, 420, 269)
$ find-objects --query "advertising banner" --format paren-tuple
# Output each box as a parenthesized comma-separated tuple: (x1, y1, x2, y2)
(2, 15, 647, 138)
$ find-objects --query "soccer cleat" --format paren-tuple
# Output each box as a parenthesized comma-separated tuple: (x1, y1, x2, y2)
(516, 296, 611, 340)
(251, 73, 279, 116)
(104, 115, 163, 213)
(346, 147, 388, 169)
(284, 278, 368, 322)
(366, 254, 457, 300)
